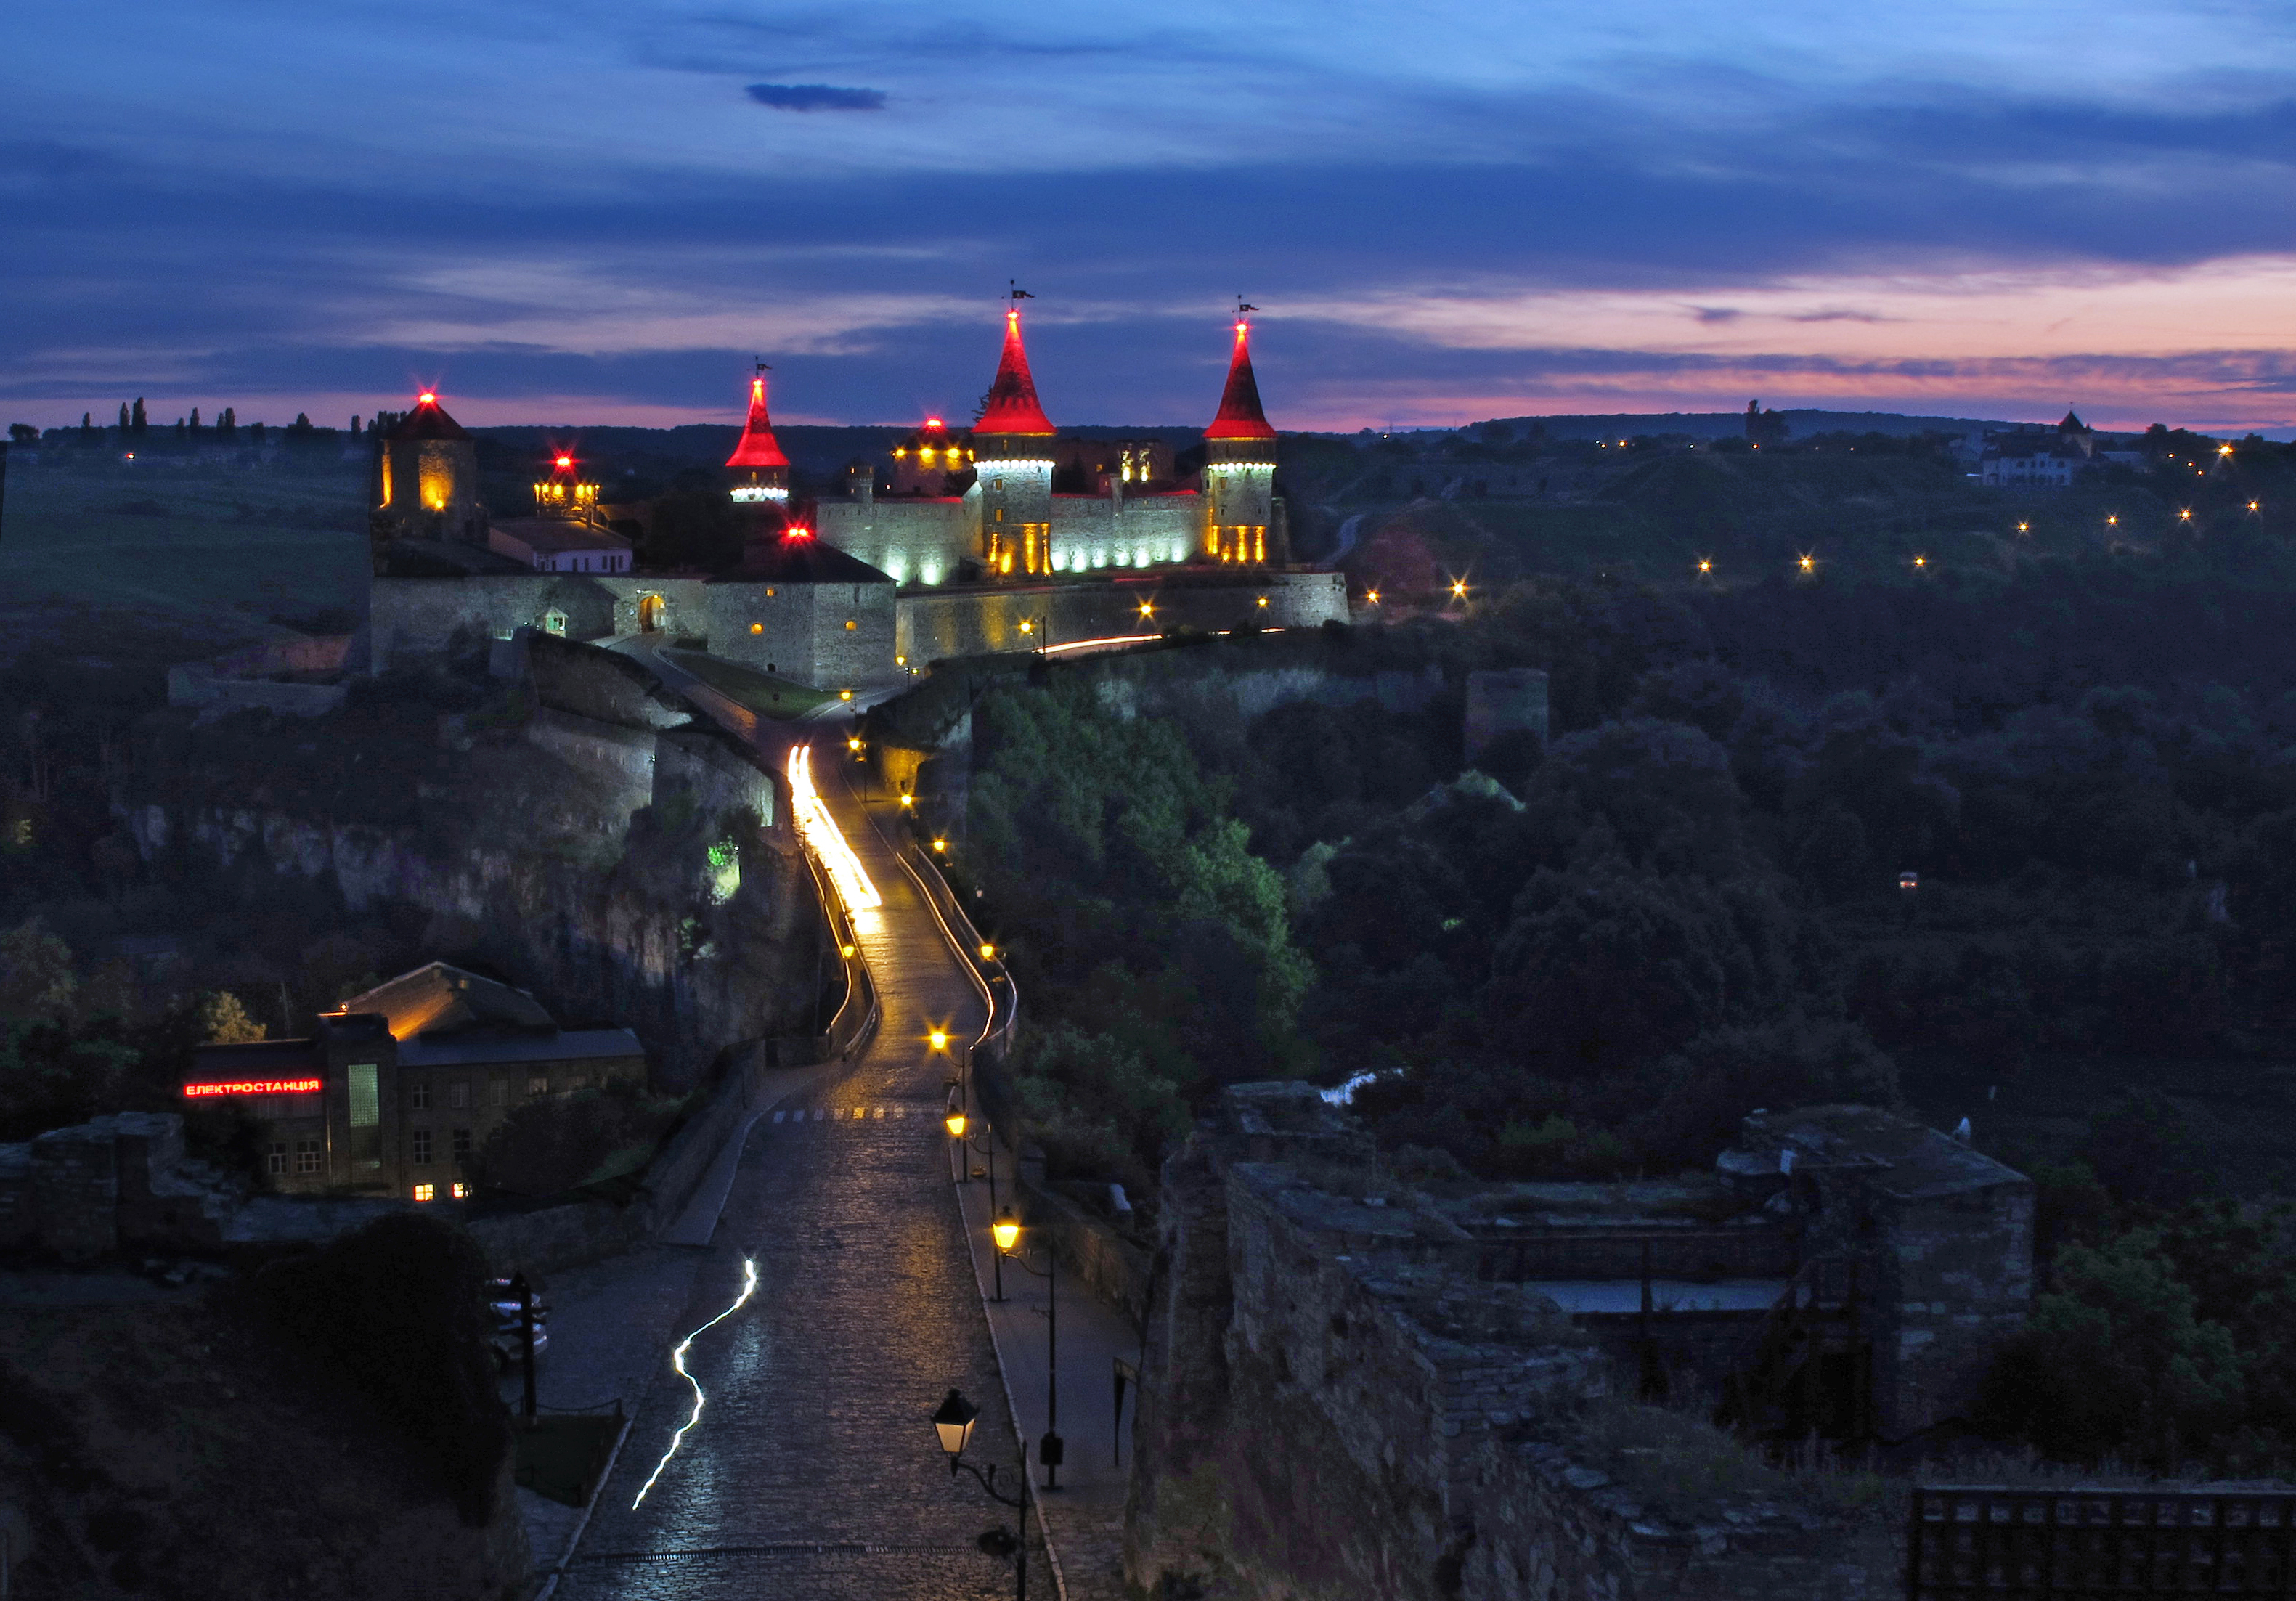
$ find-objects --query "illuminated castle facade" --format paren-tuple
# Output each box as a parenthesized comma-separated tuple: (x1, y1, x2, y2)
(366, 309, 1346, 686)
(815, 308, 1286, 585)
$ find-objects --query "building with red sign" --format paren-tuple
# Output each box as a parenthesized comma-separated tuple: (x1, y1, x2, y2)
(187, 961, 645, 1200)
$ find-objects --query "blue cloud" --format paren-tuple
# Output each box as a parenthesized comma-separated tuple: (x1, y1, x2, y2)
(744, 83, 887, 112)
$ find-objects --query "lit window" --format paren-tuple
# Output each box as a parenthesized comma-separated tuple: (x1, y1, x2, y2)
(267, 1142, 288, 1176)
(451, 1183, 468, 1199)
(412, 1184, 435, 1202)
(412, 1129, 433, 1165)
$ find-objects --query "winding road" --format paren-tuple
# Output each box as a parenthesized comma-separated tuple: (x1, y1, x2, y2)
(554, 642, 1040, 1600)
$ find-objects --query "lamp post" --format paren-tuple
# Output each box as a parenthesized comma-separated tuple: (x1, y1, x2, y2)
(931, 1388, 1029, 1601)
(996, 1210, 1063, 1488)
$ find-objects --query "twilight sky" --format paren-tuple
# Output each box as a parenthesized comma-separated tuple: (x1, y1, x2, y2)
(9, 0, 2296, 433)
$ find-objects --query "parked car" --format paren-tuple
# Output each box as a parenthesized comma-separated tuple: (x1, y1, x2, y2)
(484, 1276, 550, 1373)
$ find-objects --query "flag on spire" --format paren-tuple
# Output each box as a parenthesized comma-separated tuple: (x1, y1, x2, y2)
(974, 307, 1056, 436)
(1204, 316, 1277, 441)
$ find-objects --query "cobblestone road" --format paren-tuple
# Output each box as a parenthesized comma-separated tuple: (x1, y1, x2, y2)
(551, 727, 1043, 1601)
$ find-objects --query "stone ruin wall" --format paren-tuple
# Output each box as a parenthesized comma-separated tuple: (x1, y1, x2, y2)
(1127, 1085, 1903, 1601)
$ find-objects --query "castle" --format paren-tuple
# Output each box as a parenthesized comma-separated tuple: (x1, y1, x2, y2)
(365, 306, 1347, 688)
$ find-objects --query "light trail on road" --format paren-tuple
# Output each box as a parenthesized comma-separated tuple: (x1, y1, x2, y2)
(632, 1257, 760, 1509)
(787, 744, 882, 911)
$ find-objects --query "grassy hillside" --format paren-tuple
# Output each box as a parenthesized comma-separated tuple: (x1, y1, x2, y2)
(0, 449, 367, 664)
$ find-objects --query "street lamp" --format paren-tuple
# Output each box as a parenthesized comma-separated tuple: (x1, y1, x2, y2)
(995, 1213, 1065, 1488)
(931, 1388, 1030, 1600)
(930, 1028, 949, 1052)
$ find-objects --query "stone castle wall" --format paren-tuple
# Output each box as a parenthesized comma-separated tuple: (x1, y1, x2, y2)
(706, 580, 903, 690)
(1126, 1085, 1907, 1601)
(897, 570, 1347, 668)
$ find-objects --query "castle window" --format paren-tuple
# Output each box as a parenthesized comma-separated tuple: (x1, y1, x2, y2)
(411, 1080, 431, 1111)
(449, 1080, 469, 1109)
(413, 1184, 435, 1202)
(452, 1128, 471, 1160)
(412, 1129, 433, 1165)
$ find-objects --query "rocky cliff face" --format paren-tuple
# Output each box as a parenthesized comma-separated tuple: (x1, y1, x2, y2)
(115, 685, 821, 1091)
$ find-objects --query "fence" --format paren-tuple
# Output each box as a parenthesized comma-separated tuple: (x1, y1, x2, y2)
(1908, 1486, 2296, 1597)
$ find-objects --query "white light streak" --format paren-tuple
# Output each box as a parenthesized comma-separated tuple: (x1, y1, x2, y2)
(632, 1257, 759, 1508)
(787, 744, 882, 911)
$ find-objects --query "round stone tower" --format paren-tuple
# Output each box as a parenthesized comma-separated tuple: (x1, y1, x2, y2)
(1202, 314, 1280, 565)
(969, 304, 1057, 579)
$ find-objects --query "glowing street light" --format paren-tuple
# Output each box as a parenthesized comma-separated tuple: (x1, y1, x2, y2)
(932, 837, 948, 853)
(1138, 600, 1155, 620)
(848, 736, 862, 751)
(930, 1028, 949, 1052)
(899, 792, 914, 808)
(945, 1107, 969, 1139)
(993, 1208, 1022, 1253)
(1696, 558, 1712, 575)
(1449, 579, 1469, 600)
(927, 1389, 1028, 1598)
(980, 942, 997, 961)
(2179, 508, 2194, 522)
(1797, 553, 1815, 574)
(2107, 514, 2119, 527)
(933, 1389, 980, 1459)
(991, 1211, 1065, 1488)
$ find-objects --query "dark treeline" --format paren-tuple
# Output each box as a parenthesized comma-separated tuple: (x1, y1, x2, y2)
(961, 528, 2296, 1469)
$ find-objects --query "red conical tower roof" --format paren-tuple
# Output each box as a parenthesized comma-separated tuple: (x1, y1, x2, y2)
(1205, 318, 1277, 441)
(725, 370, 789, 469)
(974, 308, 1056, 436)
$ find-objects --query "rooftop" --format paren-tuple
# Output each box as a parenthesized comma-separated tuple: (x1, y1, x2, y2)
(1741, 1104, 2029, 1200)
(339, 961, 555, 1040)
(730, 531, 896, 585)
(490, 518, 632, 555)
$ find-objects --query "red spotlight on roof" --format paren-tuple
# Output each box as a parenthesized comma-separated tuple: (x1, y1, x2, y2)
(555, 455, 572, 468)
(786, 526, 813, 539)
(418, 391, 437, 405)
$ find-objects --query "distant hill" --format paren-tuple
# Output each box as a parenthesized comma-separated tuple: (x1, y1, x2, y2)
(1481, 410, 2018, 441)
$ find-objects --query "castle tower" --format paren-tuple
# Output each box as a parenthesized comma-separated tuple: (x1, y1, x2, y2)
(969, 304, 1057, 578)
(1202, 312, 1279, 565)
(725, 364, 791, 505)
(373, 391, 484, 561)
(532, 449, 601, 522)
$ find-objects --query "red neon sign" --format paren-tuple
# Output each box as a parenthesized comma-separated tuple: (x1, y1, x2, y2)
(184, 1077, 322, 1098)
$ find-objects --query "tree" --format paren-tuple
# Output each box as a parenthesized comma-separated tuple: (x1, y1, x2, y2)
(129, 397, 146, 435)
(197, 990, 268, 1045)
(286, 413, 314, 438)
(79, 412, 94, 439)
(6, 424, 35, 445)
(117, 402, 130, 433)
(0, 918, 76, 1021)
(189, 407, 200, 431)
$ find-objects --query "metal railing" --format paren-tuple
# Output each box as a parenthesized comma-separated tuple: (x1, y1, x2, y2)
(1909, 1486, 2296, 1597)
